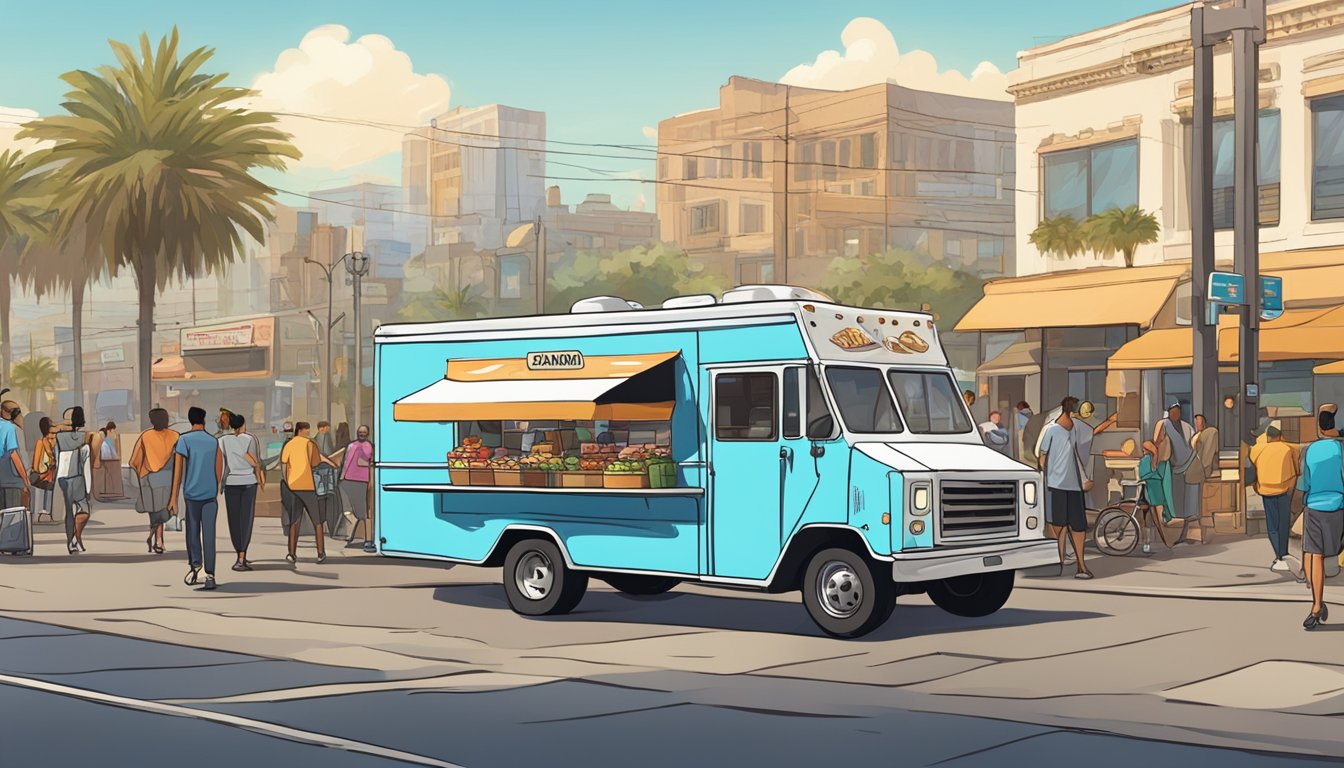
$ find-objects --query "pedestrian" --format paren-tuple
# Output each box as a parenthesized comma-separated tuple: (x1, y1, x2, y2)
(30, 417, 55, 522)
(92, 422, 125, 501)
(315, 420, 336, 458)
(168, 406, 223, 591)
(1249, 425, 1301, 574)
(214, 408, 233, 439)
(53, 407, 93, 554)
(979, 411, 1011, 456)
(1298, 405, 1344, 630)
(1192, 414, 1220, 481)
(1014, 401, 1034, 462)
(1137, 440, 1173, 552)
(220, 412, 264, 572)
(1038, 396, 1095, 579)
(280, 421, 338, 564)
(129, 408, 179, 555)
(340, 424, 374, 549)
(1154, 403, 1199, 545)
(0, 400, 29, 511)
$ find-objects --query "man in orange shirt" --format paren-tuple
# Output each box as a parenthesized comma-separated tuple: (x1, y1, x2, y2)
(129, 408, 180, 554)
(280, 421, 337, 565)
(1249, 425, 1301, 574)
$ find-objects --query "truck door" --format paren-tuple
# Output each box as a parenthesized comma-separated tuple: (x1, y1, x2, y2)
(708, 366, 789, 580)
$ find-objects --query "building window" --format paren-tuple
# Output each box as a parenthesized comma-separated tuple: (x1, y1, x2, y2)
(690, 202, 721, 235)
(499, 255, 527, 300)
(1042, 138, 1138, 220)
(1212, 110, 1281, 228)
(715, 372, 777, 441)
(821, 141, 837, 181)
(1312, 94, 1344, 221)
(658, 157, 669, 180)
(857, 179, 876, 197)
(740, 203, 765, 234)
(945, 238, 961, 260)
(859, 133, 877, 169)
(796, 141, 816, 182)
(718, 146, 733, 179)
(684, 157, 698, 181)
(742, 141, 764, 178)
(838, 138, 852, 169)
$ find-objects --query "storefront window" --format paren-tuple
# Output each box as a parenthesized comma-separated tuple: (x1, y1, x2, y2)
(1042, 139, 1138, 220)
(888, 370, 972, 435)
(826, 367, 901, 434)
(1261, 361, 1314, 415)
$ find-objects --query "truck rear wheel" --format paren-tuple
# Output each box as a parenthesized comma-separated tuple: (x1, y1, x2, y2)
(801, 548, 894, 638)
(602, 574, 680, 596)
(927, 570, 1014, 618)
(503, 539, 588, 616)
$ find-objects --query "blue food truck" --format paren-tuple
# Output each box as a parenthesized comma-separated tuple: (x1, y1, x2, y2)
(373, 285, 1054, 637)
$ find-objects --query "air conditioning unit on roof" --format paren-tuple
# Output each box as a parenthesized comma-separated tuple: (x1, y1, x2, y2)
(721, 285, 832, 304)
(571, 296, 640, 313)
(661, 294, 717, 309)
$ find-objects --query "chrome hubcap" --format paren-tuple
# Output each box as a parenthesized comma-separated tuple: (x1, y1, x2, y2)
(818, 561, 863, 619)
(515, 551, 554, 601)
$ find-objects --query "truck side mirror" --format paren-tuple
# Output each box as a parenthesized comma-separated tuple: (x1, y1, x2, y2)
(807, 414, 834, 441)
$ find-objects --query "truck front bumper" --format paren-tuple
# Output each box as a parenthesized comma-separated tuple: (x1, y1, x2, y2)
(890, 539, 1056, 583)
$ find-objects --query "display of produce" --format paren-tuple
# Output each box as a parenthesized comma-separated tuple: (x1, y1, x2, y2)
(446, 429, 675, 490)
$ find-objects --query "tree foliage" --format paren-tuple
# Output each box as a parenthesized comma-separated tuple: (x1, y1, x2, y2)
(8, 356, 60, 410)
(547, 243, 731, 312)
(820, 249, 985, 327)
(398, 286, 490, 322)
(1081, 205, 1160, 268)
(0, 149, 52, 379)
(1028, 214, 1085, 260)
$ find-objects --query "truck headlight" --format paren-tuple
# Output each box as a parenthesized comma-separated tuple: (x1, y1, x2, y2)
(1023, 481, 1038, 508)
(911, 485, 930, 515)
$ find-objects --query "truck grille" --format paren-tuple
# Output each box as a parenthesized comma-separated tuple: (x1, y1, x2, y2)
(939, 480, 1017, 539)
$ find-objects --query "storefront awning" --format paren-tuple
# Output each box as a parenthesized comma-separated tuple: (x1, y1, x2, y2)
(1220, 306, 1344, 362)
(976, 341, 1040, 376)
(1107, 328, 1192, 371)
(956, 263, 1187, 332)
(1315, 360, 1344, 375)
(393, 352, 680, 422)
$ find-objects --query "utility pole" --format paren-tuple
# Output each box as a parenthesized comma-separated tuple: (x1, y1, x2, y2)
(534, 216, 546, 315)
(781, 85, 790, 285)
(345, 252, 370, 428)
(305, 254, 348, 428)
(1189, 0, 1265, 451)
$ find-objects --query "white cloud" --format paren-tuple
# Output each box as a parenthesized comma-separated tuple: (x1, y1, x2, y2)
(780, 18, 1009, 101)
(632, 194, 647, 212)
(641, 125, 657, 140)
(247, 25, 452, 170)
(0, 107, 51, 153)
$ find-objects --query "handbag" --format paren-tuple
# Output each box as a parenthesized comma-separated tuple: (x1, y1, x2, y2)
(314, 465, 337, 498)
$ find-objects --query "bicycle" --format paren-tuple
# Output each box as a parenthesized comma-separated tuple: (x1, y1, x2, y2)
(1094, 481, 1170, 556)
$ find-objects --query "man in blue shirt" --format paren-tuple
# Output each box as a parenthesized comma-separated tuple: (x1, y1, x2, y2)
(1297, 404, 1343, 630)
(168, 406, 224, 591)
(0, 400, 29, 510)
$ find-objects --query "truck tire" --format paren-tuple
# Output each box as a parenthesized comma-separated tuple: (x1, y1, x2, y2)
(927, 570, 1014, 618)
(801, 547, 895, 638)
(602, 574, 680, 596)
(503, 539, 588, 616)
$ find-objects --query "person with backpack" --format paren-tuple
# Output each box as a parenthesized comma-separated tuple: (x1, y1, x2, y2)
(129, 409, 180, 555)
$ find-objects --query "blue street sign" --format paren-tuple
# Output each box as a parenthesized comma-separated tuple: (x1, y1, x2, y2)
(1260, 275, 1284, 321)
(1208, 272, 1245, 304)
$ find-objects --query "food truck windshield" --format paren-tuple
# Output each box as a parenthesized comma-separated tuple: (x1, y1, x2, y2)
(824, 366, 973, 436)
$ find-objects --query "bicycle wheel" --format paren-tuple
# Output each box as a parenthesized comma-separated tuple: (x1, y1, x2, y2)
(1094, 507, 1141, 556)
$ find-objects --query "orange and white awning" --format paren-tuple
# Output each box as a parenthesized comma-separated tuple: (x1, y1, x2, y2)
(393, 352, 679, 422)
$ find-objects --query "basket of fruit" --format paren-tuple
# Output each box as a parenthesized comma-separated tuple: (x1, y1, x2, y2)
(646, 455, 676, 488)
(604, 459, 650, 489)
(491, 457, 522, 486)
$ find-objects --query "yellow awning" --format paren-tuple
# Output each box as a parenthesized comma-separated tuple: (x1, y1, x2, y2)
(1107, 328, 1193, 371)
(956, 263, 1186, 332)
(1315, 360, 1344, 375)
(977, 341, 1040, 376)
(393, 352, 679, 422)
(1220, 306, 1344, 362)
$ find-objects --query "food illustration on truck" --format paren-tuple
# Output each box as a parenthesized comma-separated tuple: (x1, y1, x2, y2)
(374, 285, 1052, 638)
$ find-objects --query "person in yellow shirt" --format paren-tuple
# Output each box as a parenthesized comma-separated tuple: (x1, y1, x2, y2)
(280, 421, 337, 565)
(1249, 425, 1301, 574)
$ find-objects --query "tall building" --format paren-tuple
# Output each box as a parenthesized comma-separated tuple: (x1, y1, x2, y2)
(656, 76, 1016, 288)
(309, 182, 412, 281)
(402, 104, 548, 253)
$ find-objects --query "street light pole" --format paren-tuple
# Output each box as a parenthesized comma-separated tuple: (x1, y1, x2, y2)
(345, 252, 370, 427)
(304, 254, 348, 427)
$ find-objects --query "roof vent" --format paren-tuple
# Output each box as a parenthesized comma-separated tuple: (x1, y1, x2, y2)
(571, 296, 638, 313)
(721, 285, 833, 304)
(661, 294, 717, 309)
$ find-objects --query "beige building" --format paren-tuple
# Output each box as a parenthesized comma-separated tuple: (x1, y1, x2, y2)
(402, 104, 547, 254)
(656, 76, 1016, 287)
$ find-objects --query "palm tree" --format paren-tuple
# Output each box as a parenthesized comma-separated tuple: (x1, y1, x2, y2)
(19, 29, 300, 423)
(1083, 205, 1161, 268)
(8, 357, 59, 411)
(1028, 214, 1086, 261)
(0, 149, 51, 379)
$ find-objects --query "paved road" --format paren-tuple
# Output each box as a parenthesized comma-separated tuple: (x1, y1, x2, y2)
(2, 507, 1343, 766)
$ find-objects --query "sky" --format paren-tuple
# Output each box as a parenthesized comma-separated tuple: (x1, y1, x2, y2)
(0, 0, 1179, 212)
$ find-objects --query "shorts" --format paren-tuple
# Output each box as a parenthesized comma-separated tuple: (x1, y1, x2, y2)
(1303, 508, 1344, 557)
(282, 489, 323, 529)
(1046, 488, 1087, 532)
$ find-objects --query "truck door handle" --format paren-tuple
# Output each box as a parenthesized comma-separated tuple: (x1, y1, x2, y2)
(779, 447, 791, 459)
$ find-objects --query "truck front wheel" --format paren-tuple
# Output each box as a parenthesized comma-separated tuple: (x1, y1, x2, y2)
(927, 570, 1014, 618)
(801, 548, 895, 638)
(503, 539, 588, 616)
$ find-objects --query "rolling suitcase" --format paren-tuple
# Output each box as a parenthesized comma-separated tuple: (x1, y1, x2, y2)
(0, 506, 34, 556)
